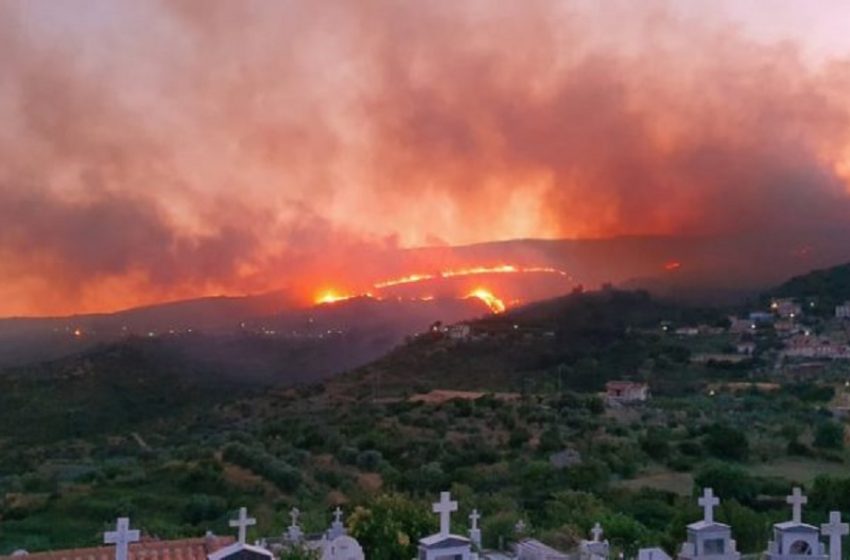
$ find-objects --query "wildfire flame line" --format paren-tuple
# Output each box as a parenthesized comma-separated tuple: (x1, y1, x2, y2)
(372, 265, 569, 289)
(466, 288, 506, 313)
(313, 264, 570, 314)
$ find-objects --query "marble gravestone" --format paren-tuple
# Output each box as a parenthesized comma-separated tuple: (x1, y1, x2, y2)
(677, 488, 741, 560)
(765, 488, 827, 560)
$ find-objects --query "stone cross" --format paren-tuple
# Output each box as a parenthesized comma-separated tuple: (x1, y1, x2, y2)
(787, 487, 808, 524)
(592, 522, 604, 542)
(104, 517, 141, 560)
(329, 506, 346, 540)
(433, 491, 458, 537)
(229, 507, 256, 545)
(821, 511, 849, 560)
(470, 510, 481, 531)
(287, 507, 303, 543)
(515, 519, 527, 534)
(699, 488, 720, 524)
(469, 510, 482, 548)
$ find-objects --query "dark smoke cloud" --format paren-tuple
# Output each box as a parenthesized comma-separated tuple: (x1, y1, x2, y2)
(1, 1, 850, 314)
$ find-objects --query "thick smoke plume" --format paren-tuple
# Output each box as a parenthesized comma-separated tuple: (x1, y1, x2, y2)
(2, 1, 850, 315)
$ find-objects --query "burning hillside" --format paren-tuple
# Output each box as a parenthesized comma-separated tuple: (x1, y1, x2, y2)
(312, 264, 574, 313)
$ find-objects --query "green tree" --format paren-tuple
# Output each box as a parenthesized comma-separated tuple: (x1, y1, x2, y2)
(348, 494, 435, 560)
(279, 546, 320, 560)
(814, 422, 845, 450)
(704, 425, 749, 461)
(694, 463, 757, 505)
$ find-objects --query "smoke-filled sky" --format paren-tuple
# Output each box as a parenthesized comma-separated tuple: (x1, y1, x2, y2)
(3, 0, 850, 316)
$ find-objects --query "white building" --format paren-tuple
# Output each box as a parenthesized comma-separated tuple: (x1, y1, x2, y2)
(836, 303, 850, 320)
(606, 381, 650, 404)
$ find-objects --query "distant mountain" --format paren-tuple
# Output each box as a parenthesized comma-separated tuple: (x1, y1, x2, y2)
(401, 228, 850, 301)
(0, 291, 490, 369)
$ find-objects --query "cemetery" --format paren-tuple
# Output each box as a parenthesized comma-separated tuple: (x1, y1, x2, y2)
(2, 488, 846, 560)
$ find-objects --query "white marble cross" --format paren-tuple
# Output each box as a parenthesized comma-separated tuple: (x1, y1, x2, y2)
(469, 510, 481, 532)
(469, 509, 482, 548)
(787, 487, 808, 524)
(287, 507, 304, 543)
(229, 507, 256, 545)
(592, 522, 604, 542)
(822, 511, 849, 560)
(104, 517, 140, 560)
(333, 507, 344, 524)
(433, 491, 458, 537)
(699, 488, 720, 524)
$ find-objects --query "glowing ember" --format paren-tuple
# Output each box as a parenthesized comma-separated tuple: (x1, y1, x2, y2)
(466, 288, 506, 313)
(664, 261, 682, 271)
(73, 328, 82, 337)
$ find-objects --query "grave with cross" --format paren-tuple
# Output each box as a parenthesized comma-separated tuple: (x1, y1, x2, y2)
(417, 491, 473, 560)
(821, 511, 848, 560)
(318, 509, 365, 560)
(327, 506, 347, 541)
(104, 517, 140, 560)
(287, 507, 303, 543)
(468, 509, 482, 549)
(230, 508, 256, 545)
(677, 488, 741, 560)
(580, 522, 610, 560)
(206, 508, 274, 560)
(765, 488, 827, 560)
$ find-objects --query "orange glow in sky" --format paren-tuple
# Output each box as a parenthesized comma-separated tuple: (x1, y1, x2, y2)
(3, 2, 850, 316)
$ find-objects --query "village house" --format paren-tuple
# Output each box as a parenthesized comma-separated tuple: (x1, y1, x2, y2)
(772, 299, 802, 319)
(728, 316, 756, 334)
(836, 302, 850, 320)
(605, 381, 650, 404)
(783, 335, 850, 360)
(736, 342, 756, 356)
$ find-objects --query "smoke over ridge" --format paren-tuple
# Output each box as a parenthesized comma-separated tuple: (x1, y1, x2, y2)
(2, 1, 850, 315)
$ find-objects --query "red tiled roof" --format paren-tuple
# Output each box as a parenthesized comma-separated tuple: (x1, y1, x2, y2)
(1, 536, 235, 560)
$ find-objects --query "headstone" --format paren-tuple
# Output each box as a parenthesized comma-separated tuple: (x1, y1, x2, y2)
(821, 511, 848, 560)
(287, 507, 303, 543)
(320, 536, 364, 560)
(515, 519, 527, 535)
(639, 548, 672, 560)
(580, 522, 609, 560)
(764, 488, 826, 560)
(592, 523, 604, 542)
(229, 508, 256, 546)
(104, 518, 141, 560)
(418, 491, 473, 560)
(469, 509, 482, 549)
(328, 507, 346, 541)
(677, 488, 741, 560)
